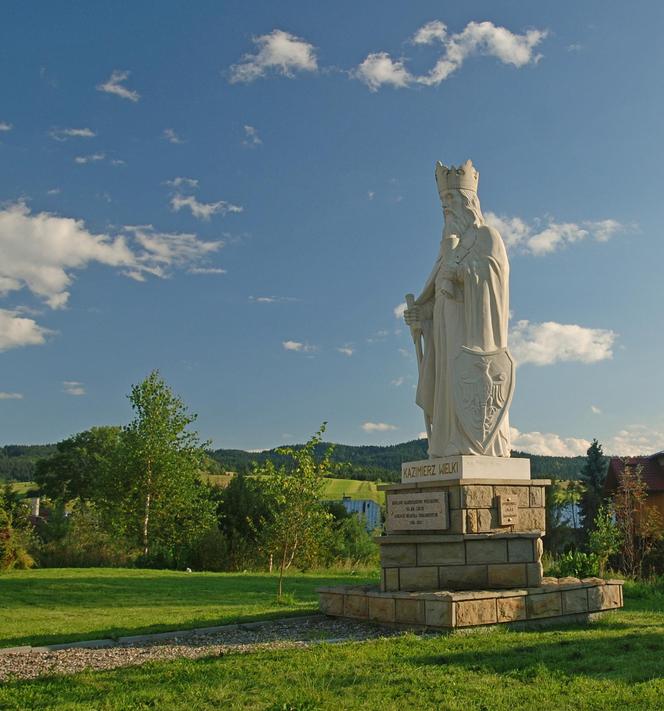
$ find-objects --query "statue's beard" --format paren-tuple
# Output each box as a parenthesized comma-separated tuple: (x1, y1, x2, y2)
(444, 211, 473, 239)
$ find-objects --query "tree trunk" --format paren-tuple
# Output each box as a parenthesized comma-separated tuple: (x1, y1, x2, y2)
(268, 553, 273, 573)
(143, 461, 152, 556)
(278, 546, 287, 599)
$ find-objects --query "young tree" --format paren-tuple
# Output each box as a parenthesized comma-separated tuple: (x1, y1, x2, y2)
(113, 371, 216, 559)
(613, 462, 663, 578)
(256, 424, 334, 598)
(588, 504, 622, 577)
(579, 439, 608, 536)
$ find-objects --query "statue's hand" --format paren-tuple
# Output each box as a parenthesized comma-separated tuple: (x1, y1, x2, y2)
(404, 306, 421, 327)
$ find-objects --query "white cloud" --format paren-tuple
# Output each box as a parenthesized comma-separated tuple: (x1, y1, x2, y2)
(249, 295, 298, 304)
(229, 29, 318, 83)
(605, 425, 664, 456)
(362, 421, 397, 432)
(0, 391, 23, 400)
(170, 194, 243, 221)
(74, 153, 105, 164)
(96, 70, 140, 102)
(485, 212, 625, 256)
(50, 127, 96, 141)
(391, 377, 405, 387)
(511, 427, 590, 456)
(337, 346, 354, 356)
(0, 122, 12, 132)
(394, 302, 407, 319)
(354, 20, 546, 91)
(163, 128, 184, 144)
(418, 431, 428, 439)
(47, 188, 61, 195)
(591, 405, 602, 415)
(282, 340, 316, 353)
(242, 125, 262, 147)
(164, 177, 199, 189)
(510, 320, 616, 366)
(0, 308, 52, 351)
(0, 203, 222, 309)
(354, 53, 413, 92)
(187, 267, 227, 275)
(122, 225, 223, 279)
(412, 20, 448, 45)
(368, 191, 375, 200)
(63, 381, 85, 396)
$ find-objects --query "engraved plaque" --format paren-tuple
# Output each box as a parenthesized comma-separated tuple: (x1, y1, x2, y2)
(386, 492, 448, 532)
(498, 495, 518, 526)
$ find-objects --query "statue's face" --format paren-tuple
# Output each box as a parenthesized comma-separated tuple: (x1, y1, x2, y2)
(440, 189, 465, 235)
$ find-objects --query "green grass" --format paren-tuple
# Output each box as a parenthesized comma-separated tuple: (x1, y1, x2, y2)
(1, 597, 664, 709)
(4, 481, 38, 496)
(0, 568, 377, 648)
(321, 478, 385, 505)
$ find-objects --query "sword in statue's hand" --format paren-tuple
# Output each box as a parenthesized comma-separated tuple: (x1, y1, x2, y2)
(405, 293, 432, 443)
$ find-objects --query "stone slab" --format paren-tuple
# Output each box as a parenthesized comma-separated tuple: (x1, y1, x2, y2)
(380, 479, 551, 492)
(401, 456, 531, 484)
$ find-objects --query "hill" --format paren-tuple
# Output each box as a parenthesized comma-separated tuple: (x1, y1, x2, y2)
(209, 441, 590, 482)
(0, 438, 592, 485)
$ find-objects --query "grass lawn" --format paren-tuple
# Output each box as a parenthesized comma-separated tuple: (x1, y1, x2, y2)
(0, 568, 377, 648)
(2, 590, 664, 709)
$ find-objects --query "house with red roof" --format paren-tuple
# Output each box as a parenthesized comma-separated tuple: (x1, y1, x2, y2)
(605, 451, 664, 517)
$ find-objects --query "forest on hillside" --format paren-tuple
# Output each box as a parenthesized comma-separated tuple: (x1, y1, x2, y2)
(0, 439, 591, 484)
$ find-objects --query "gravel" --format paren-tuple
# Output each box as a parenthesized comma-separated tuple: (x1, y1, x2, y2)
(0, 616, 406, 682)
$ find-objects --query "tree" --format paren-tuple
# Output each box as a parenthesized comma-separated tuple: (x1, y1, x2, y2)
(112, 371, 216, 560)
(613, 462, 664, 578)
(579, 439, 608, 536)
(34, 426, 122, 502)
(256, 424, 334, 598)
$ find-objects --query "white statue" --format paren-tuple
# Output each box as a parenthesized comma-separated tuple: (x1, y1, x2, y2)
(404, 160, 514, 458)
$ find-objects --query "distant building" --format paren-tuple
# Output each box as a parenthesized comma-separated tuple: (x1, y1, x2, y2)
(340, 496, 382, 531)
(605, 451, 664, 517)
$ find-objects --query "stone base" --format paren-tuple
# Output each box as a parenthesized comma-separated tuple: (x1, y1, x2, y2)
(318, 577, 623, 630)
(379, 532, 543, 591)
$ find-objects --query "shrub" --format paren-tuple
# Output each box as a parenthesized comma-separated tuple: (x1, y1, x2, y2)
(187, 529, 230, 571)
(38, 503, 134, 568)
(549, 550, 599, 578)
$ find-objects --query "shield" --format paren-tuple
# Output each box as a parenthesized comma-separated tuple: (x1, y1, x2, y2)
(453, 346, 515, 453)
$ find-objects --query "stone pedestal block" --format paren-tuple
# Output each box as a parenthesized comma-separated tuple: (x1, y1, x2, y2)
(317, 578, 624, 631)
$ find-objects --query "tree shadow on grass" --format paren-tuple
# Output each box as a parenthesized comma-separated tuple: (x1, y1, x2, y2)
(1, 571, 369, 648)
(412, 627, 664, 683)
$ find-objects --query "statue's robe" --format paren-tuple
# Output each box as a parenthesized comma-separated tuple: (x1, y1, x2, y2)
(415, 224, 511, 458)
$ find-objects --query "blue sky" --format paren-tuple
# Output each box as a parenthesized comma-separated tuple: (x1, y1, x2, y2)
(0, 1, 663, 456)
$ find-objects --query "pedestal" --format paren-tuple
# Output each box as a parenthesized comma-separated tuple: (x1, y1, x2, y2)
(317, 455, 624, 629)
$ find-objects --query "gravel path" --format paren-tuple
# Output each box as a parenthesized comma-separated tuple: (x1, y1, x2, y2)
(0, 616, 405, 682)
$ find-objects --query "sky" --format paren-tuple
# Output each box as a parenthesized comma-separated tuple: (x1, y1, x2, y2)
(0, 1, 663, 456)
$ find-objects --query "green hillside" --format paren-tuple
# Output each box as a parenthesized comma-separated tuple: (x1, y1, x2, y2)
(321, 478, 384, 505)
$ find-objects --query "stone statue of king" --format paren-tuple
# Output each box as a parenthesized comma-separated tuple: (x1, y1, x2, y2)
(404, 159, 514, 459)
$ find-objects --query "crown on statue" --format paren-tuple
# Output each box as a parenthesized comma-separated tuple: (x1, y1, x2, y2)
(435, 159, 479, 194)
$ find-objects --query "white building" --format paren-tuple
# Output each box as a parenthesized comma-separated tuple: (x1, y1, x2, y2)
(340, 496, 382, 531)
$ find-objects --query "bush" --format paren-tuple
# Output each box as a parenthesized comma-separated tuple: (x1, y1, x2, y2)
(0, 485, 37, 571)
(549, 550, 599, 578)
(38, 504, 134, 568)
(187, 529, 230, 571)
